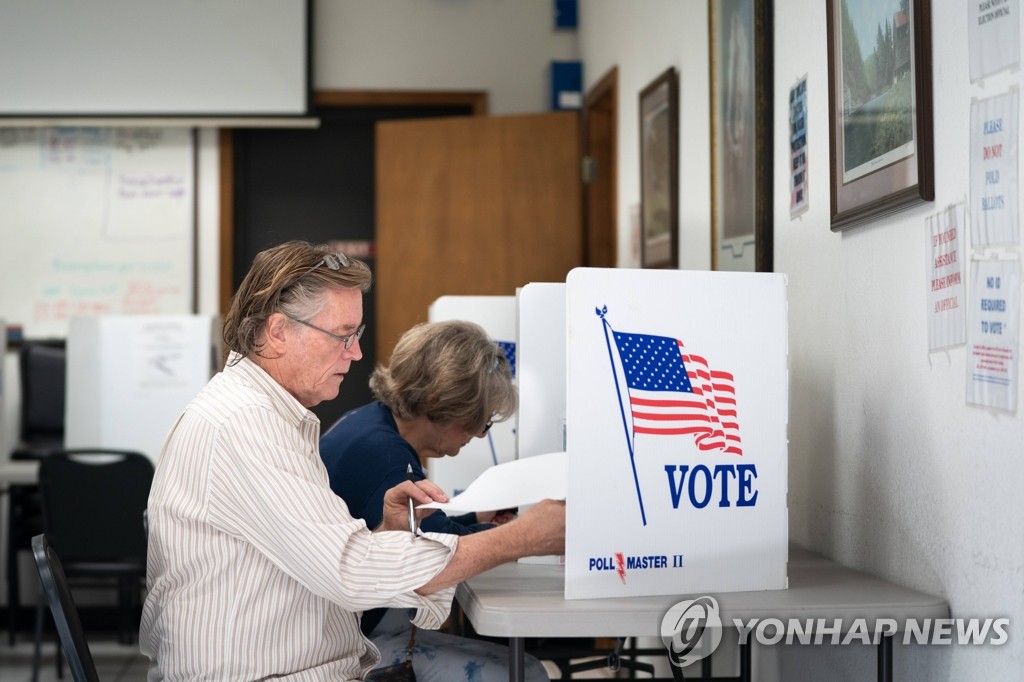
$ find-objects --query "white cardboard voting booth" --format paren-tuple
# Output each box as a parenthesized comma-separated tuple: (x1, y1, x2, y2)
(65, 315, 220, 462)
(516, 283, 567, 459)
(515, 283, 567, 564)
(564, 268, 788, 599)
(427, 296, 517, 496)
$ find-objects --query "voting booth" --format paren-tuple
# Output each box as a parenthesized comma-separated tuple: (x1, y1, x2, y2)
(516, 283, 567, 459)
(65, 315, 220, 462)
(427, 296, 517, 496)
(563, 268, 788, 599)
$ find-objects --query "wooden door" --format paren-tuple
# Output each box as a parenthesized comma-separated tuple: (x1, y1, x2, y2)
(376, 112, 583, 359)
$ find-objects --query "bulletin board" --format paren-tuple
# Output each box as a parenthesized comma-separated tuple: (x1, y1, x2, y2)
(0, 127, 195, 338)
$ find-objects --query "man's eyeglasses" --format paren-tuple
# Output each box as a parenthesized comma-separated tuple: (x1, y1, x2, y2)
(287, 316, 366, 350)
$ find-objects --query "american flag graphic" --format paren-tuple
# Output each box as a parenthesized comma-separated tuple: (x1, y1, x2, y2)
(496, 340, 516, 378)
(613, 331, 742, 456)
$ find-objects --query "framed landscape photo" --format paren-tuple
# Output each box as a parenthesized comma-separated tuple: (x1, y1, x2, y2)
(709, 0, 774, 272)
(639, 67, 678, 269)
(827, 0, 934, 231)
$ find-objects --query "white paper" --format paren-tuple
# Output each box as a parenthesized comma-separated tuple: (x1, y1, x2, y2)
(927, 204, 967, 351)
(970, 90, 1019, 248)
(968, 0, 1020, 82)
(967, 260, 1020, 413)
(419, 451, 567, 513)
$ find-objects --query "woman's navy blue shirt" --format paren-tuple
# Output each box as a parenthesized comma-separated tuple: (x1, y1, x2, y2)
(319, 401, 492, 634)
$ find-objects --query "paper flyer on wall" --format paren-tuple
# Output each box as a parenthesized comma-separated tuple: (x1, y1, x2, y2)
(967, 259, 1020, 413)
(789, 75, 808, 219)
(970, 90, 1019, 248)
(968, 0, 1020, 82)
(927, 204, 967, 351)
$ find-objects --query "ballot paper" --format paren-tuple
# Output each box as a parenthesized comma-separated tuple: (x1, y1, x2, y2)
(419, 451, 567, 513)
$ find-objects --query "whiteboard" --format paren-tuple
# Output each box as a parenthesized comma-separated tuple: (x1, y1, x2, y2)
(0, 127, 195, 338)
(0, 0, 309, 116)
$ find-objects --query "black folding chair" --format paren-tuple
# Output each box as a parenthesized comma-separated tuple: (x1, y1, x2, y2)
(7, 340, 66, 645)
(32, 449, 153, 679)
(31, 534, 100, 682)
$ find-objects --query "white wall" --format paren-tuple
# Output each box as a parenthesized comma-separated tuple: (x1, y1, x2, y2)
(581, 0, 1024, 679)
(579, 0, 711, 270)
(314, 0, 581, 115)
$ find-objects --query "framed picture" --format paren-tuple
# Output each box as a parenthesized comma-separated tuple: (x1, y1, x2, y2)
(709, 0, 773, 272)
(639, 67, 679, 269)
(826, 0, 934, 231)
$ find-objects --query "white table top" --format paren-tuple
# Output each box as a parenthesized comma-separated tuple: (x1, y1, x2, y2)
(0, 460, 40, 487)
(456, 547, 950, 639)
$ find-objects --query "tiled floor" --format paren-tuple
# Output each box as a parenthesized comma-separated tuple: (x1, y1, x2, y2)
(0, 634, 149, 682)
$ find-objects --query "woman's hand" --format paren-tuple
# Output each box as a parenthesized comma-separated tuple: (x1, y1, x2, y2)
(477, 508, 517, 525)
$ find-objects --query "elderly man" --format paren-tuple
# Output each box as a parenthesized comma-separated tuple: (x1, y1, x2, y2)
(140, 241, 565, 681)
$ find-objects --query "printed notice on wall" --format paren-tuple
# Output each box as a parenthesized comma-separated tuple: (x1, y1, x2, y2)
(133, 318, 192, 389)
(789, 75, 808, 219)
(970, 90, 1019, 247)
(927, 204, 967, 351)
(967, 259, 1020, 412)
(969, 0, 1020, 82)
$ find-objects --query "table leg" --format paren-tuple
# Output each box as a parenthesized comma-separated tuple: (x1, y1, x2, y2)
(508, 636, 525, 682)
(877, 634, 892, 682)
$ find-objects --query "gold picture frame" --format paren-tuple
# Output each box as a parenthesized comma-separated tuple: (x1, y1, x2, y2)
(639, 67, 679, 269)
(709, 0, 774, 272)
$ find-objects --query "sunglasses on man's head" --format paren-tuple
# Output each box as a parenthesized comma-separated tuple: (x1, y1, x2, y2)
(289, 252, 352, 285)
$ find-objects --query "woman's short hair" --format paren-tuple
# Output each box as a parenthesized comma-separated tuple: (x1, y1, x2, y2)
(223, 240, 372, 361)
(371, 320, 517, 432)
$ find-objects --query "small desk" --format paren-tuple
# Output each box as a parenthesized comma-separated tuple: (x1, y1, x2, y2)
(456, 547, 949, 682)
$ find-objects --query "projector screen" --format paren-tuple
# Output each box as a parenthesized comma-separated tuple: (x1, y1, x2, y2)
(0, 0, 309, 116)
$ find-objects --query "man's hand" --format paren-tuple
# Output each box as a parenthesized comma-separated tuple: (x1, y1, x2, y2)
(510, 499, 565, 557)
(414, 498, 566, 595)
(379, 479, 449, 532)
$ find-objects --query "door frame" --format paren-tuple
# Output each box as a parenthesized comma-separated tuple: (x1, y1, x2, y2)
(581, 67, 618, 267)
(217, 90, 489, 313)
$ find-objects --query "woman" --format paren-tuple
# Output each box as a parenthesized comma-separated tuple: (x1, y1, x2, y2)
(320, 320, 549, 682)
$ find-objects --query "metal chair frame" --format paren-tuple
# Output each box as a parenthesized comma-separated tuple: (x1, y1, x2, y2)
(31, 534, 101, 682)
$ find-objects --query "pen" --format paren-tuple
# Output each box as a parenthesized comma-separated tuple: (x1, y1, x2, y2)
(407, 463, 417, 533)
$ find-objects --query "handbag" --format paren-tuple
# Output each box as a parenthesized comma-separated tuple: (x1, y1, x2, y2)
(366, 626, 417, 682)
